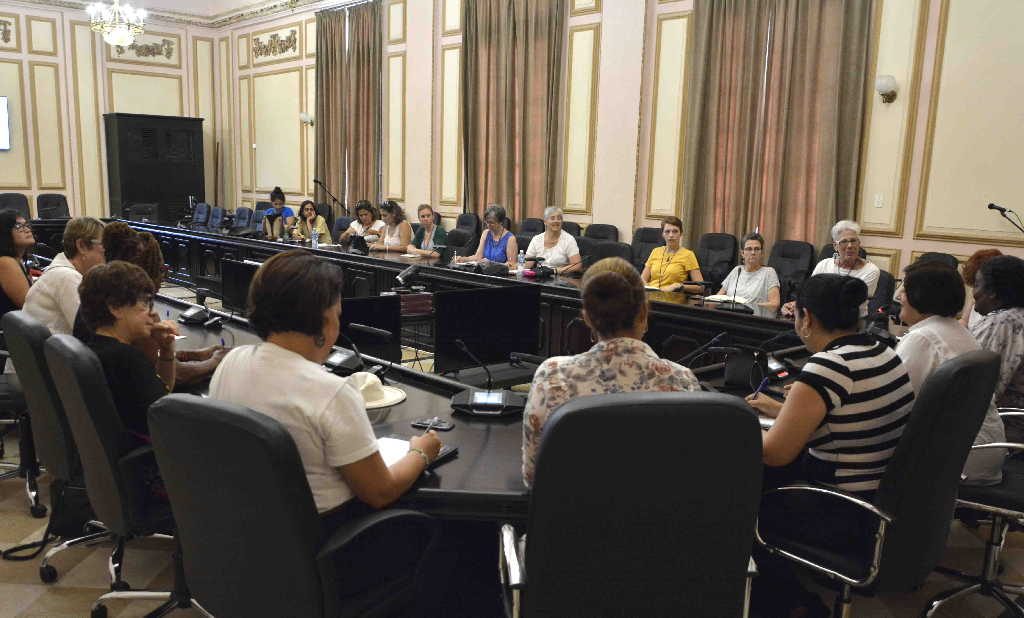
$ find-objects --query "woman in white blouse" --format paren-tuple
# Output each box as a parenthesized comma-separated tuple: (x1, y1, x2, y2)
(715, 232, 780, 313)
(782, 220, 879, 318)
(371, 201, 413, 252)
(524, 207, 582, 275)
(894, 260, 1005, 485)
(338, 201, 385, 244)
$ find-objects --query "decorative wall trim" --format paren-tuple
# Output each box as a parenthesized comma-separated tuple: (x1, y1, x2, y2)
(106, 30, 182, 68)
(252, 66, 303, 194)
(0, 12, 22, 53)
(441, 0, 461, 36)
(29, 61, 66, 190)
(561, 23, 601, 215)
(193, 36, 217, 202)
(106, 68, 184, 116)
(27, 16, 58, 56)
(385, 52, 406, 201)
(388, 1, 407, 45)
(571, 0, 602, 17)
(439, 43, 461, 206)
(304, 65, 315, 195)
(71, 20, 104, 216)
(237, 34, 250, 69)
(304, 18, 316, 57)
(863, 246, 901, 275)
(0, 59, 30, 189)
(912, 0, 1024, 248)
(909, 250, 968, 267)
(250, 21, 302, 67)
(238, 75, 253, 191)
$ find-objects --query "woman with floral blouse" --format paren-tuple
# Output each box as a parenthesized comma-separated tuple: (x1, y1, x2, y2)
(522, 257, 700, 486)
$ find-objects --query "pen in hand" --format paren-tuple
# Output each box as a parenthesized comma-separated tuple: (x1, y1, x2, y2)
(423, 416, 440, 433)
(751, 376, 770, 398)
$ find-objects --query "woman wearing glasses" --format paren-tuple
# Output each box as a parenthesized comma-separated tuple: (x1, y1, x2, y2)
(291, 200, 331, 242)
(640, 216, 705, 293)
(0, 211, 35, 320)
(715, 232, 780, 314)
(782, 220, 879, 318)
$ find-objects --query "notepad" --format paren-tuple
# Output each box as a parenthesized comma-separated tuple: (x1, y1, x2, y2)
(378, 436, 459, 469)
(400, 253, 421, 258)
(705, 294, 751, 304)
(644, 285, 660, 291)
(758, 416, 775, 430)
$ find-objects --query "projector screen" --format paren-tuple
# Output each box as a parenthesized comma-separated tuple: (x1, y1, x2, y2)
(0, 97, 9, 151)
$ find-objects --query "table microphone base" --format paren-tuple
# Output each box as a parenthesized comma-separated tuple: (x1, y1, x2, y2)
(451, 389, 526, 417)
(714, 302, 754, 314)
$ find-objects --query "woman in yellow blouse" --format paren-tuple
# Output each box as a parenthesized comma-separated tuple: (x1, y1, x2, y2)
(641, 216, 705, 293)
(291, 200, 331, 241)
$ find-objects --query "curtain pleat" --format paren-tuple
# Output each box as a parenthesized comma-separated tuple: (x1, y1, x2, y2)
(345, 0, 382, 206)
(314, 9, 347, 218)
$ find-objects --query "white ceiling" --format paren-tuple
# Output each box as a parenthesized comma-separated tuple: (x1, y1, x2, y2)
(132, 0, 263, 18)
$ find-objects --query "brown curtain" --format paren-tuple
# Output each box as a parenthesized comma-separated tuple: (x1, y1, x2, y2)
(345, 0, 382, 206)
(314, 9, 347, 218)
(682, 0, 873, 249)
(462, 0, 565, 221)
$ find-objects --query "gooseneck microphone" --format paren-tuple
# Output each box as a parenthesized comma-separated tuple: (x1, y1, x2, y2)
(988, 203, 1007, 214)
(314, 179, 348, 216)
(456, 338, 494, 391)
(678, 331, 730, 366)
(730, 265, 743, 305)
(335, 331, 367, 372)
(987, 202, 1024, 235)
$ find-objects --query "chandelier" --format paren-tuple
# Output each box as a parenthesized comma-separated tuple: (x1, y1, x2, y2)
(86, 0, 147, 47)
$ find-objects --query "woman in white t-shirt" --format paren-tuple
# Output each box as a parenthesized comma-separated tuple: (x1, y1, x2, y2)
(782, 220, 879, 318)
(524, 206, 582, 275)
(337, 201, 385, 244)
(371, 200, 413, 252)
(715, 232, 780, 313)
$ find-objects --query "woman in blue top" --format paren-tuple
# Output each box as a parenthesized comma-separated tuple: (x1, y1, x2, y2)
(262, 187, 296, 238)
(453, 204, 518, 267)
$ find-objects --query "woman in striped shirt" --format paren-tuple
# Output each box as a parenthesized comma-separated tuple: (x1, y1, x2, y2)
(748, 274, 915, 617)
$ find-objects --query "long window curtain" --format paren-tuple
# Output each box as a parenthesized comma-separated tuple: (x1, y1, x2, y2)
(345, 0, 382, 206)
(461, 0, 565, 221)
(314, 9, 347, 218)
(681, 0, 873, 249)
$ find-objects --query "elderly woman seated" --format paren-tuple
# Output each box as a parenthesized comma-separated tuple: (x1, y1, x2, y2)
(782, 220, 879, 319)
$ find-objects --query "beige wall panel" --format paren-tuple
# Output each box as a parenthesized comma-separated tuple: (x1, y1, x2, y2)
(917, 0, 1024, 245)
(863, 247, 901, 275)
(0, 13, 21, 53)
(238, 76, 252, 191)
(305, 66, 315, 195)
(72, 22, 104, 217)
(389, 2, 406, 44)
(305, 19, 316, 57)
(858, 0, 923, 235)
(442, 0, 461, 35)
(253, 69, 302, 193)
(404, 0, 432, 207)
(109, 70, 183, 116)
(237, 34, 250, 69)
(571, 0, 601, 17)
(107, 31, 182, 68)
(194, 38, 216, 203)
(0, 61, 30, 189)
(218, 37, 234, 208)
(27, 17, 57, 56)
(646, 15, 688, 218)
(385, 54, 405, 200)
(562, 25, 599, 214)
(251, 22, 301, 67)
(440, 46, 461, 204)
(29, 62, 65, 189)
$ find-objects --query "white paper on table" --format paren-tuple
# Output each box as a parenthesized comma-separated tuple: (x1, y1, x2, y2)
(705, 294, 752, 304)
(378, 436, 410, 467)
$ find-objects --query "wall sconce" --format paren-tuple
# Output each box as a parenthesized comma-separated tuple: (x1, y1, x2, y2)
(299, 112, 315, 127)
(875, 74, 898, 104)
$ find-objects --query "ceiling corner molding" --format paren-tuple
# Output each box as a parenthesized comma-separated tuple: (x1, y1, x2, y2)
(22, 0, 338, 28)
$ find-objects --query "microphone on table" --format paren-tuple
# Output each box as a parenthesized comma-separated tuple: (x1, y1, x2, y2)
(677, 331, 730, 366)
(730, 265, 742, 306)
(449, 339, 527, 417)
(348, 322, 393, 340)
(396, 264, 421, 286)
(456, 338, 493, 391)
(333, 331, 367, 373)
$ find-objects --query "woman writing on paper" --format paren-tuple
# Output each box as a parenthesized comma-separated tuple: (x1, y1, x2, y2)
(370, 201, 413, 252)
(453, 204, 519, 267)
(714, 233, 781, 314)
(337, 201, 385, 244)
(640, 216, 704, 293)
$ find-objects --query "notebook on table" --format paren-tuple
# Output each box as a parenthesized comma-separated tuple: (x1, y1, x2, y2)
(378, 436, 459, 470)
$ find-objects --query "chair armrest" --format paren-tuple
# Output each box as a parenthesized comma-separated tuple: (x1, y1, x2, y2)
(999, 410, 1024, 417)
(765, 483, 893, 523)
(971, 442, 1024, 453)
(748, 557, 757, 578)
(315, 508, 434, 563)
(499, 523, 525, 589)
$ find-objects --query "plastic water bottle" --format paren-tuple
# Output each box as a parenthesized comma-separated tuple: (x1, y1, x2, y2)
(311, 229, 320, 249)
(517, 250, 526, 277)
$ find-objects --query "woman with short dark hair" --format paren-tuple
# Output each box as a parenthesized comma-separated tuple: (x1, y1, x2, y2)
(522, 257, 699, 486)
(640, 216, 704, 293)
(961, 248, 1003, 329)
(0, 209, 35, 319)
(894, 261, 1005, 484)
(338, 200, 384, 244)
(453, 204, 519, 266)
(210, 249, 441, 517)
(714, 232, 780, 314)
(371, 201, 413, 251)
(80, 261, 178, 449)
(972, 255, 1024, 442)
(262, 187, 296, 238)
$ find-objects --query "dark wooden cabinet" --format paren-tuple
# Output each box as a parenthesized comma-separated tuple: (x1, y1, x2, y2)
(104, 113, 204, 225)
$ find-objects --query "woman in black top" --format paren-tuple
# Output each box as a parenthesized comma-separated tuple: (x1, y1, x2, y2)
(0, 209, 35, 318)
(78, 261, 177, 450)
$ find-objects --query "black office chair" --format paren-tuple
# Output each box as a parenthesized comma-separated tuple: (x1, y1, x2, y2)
(915, 251, 960, 270)
(500, 392, 762, 617)
(697, 233, 739, 290)
(445, 228, 476, 257)
(818, 242, 867, 264)
(1, 312, 105, 575)
(561, 221, 581, 237)
(0, 356, 42, 519)
(44, 334, 177, 615)
(456, 213, 481, 254)
(866, 270, 896, 327)
(332, 216, 353, 243)
(189, 203, 210, 230)
(756, 350, 1000, 617)
(36, 194, 70, 219)
(205, 206, 225, 233)
(574, 236, 597, 269)
(228, 207, 254, 235)
(630, 227, 664, 270)
(315, 202, 333, 229)
(586, 241, 633, 269)
(502, 216, 514, 231)
(584, 223, 618, 242)
(520, 218, 544, 235)
(0, 193, 31, 219)
(149, 393, 437, 618)
(768, 240, 816, 302)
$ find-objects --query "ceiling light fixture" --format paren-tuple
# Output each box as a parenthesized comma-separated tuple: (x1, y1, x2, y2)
(86, 0, 147, 47)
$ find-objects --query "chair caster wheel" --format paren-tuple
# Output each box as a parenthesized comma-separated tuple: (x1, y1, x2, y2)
(91, 604, 108, 618)
(39, 564, 58, 583)
(110, 580, 130, 592)
(30, 504, 47, 518)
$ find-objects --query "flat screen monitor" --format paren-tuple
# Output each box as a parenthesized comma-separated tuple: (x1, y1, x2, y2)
(338, 294, 402, 363)
(220, 259, 259, 316)
(0, 97, 9, 151)
(433, 285, 541, 373)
